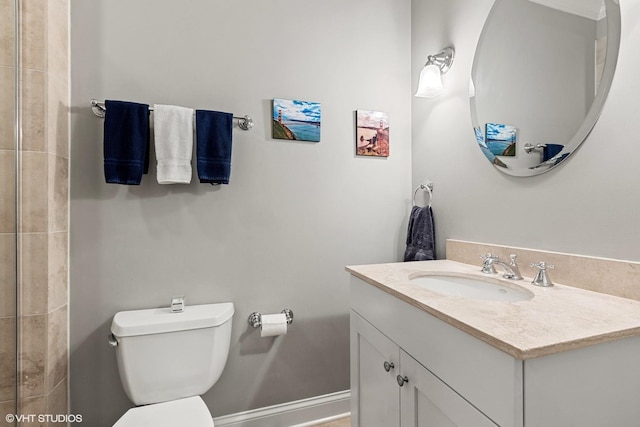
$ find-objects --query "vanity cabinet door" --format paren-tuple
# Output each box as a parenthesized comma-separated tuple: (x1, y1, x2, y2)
(399, 351, 498, 427)
(351, 311, 400, 427)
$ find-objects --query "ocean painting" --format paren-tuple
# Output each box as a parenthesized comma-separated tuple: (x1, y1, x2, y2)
(485, 123, 516, 156)
(272, 98, 321, 142)
(356, 110, 389, 157)
(475, 126, 507, 168)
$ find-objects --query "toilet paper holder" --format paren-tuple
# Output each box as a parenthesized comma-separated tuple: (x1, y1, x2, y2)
(248, 309, 294, 328)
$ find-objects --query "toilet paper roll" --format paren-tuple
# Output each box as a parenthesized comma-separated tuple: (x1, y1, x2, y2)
(260, 313, 288, 337)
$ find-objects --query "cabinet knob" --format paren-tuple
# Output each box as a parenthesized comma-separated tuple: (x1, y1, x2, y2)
(396, 375, 409, 387)
(383, 361, 395, 372)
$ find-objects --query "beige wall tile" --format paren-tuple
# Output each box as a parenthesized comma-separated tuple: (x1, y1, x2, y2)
(0, 400, 16, 427)
(0, 317, 16, 402)
(21, 69, 45, 152)
(46, 0, 68, 81)
(20, 233, 48, 315)
(0, 151, 16, 233)
(19, 314, 46, 398)
(17, 395, 45, 427)
(46, 0, 69, 159)
(47, 232, 67, 312)
(20, 0, 46, 71)
(47, 77, 69, 158)
(0, 66, 16, 150)
(46, 305, 66, 393)
(19, 151, 47, 233)
(45, 376, 67, 426)
(47, 155, 68, 233)
(0, 0, 16, 67)
(0, 233, 16, 317)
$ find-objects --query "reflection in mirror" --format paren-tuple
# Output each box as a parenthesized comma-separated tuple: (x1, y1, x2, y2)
(470, 0, 620, 176)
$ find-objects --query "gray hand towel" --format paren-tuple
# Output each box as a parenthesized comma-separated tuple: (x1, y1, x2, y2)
(404, 205, 435, 262)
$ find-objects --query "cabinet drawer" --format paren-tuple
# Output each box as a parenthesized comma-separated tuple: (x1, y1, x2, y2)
(351, 276, 523, 427)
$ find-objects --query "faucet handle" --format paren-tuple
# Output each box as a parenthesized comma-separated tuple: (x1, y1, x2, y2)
(480, 252, 496, 261)
(480, 253, 497, 274)
(530, 262, 554, 287)
(530, 262, 554, 270)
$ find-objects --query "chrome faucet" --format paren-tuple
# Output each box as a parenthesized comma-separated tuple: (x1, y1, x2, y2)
(480, 253, 523, 280)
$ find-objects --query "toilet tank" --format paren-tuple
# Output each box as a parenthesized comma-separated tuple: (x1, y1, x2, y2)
(111, 302, 234, 406)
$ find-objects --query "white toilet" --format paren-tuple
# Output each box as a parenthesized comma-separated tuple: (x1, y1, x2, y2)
(109, 302, 234, 427)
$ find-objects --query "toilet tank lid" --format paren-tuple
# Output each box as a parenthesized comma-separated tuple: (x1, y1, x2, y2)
(111, 302, 234, 337)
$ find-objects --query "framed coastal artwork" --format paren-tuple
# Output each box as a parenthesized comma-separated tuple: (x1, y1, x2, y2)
(475, 125, 507, 168)
(485, 123, 516, 156)
(356, 110, 389, 157)
(272, 98, 321, 142)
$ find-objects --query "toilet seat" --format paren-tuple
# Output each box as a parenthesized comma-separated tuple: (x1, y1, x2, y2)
(113, 396, 214, 427)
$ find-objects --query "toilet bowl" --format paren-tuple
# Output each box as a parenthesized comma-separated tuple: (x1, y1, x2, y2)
(109, 302, 234, 426)
(113, 396, 213, 427)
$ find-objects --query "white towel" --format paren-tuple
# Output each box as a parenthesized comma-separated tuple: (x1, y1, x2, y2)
(153, 104, 194, 184)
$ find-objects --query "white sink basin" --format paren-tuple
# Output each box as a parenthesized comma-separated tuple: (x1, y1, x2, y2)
(410, 275, 533, 302)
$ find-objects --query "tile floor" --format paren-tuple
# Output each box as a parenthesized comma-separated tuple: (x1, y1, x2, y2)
(312, 416, 350, 427)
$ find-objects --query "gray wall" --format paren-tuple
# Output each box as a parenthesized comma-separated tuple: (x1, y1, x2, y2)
(69, 0, 411, 425)
(412, 0, 640, 262)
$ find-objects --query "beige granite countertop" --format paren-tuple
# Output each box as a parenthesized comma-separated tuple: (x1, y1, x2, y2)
(346, 260, 640, 360)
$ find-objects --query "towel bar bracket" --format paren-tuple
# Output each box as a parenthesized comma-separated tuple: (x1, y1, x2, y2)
(90, 99, 253, 131)
(91, 99, 107, 118)
(237, 115, 253, 131)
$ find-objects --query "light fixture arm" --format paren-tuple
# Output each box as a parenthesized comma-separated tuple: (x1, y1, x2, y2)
(424, 47, 455, 75)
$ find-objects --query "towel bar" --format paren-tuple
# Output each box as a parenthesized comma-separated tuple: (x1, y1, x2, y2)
(523, 143, 547, 154)
(90, 99, 253, 131)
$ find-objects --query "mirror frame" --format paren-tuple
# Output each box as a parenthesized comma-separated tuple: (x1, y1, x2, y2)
(470, 0, 621, 177)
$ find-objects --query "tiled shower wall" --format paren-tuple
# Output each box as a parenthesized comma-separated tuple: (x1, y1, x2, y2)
(0, 0, 69, 424)
(0, 0, 18, 413)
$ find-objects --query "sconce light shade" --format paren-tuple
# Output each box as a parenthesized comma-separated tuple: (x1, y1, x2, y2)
(415, 64, 444, 98)
(415, 46, 455, 99)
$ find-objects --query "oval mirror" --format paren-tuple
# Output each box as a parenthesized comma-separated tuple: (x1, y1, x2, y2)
(470, 0, 621, 176)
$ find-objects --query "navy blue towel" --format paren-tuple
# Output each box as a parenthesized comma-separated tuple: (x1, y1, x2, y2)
(195, 110, 233, 184)
(542, 143, 564, 162)
(103, 100, 150, 185)
(404, 206, 436, 262)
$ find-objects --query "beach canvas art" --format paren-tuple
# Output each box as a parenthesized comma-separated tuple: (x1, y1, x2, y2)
(485, 123, 516, 156)
(272, 98, 321, 142)
(356, 110, 389, 157)
(475, 125, 507, 168)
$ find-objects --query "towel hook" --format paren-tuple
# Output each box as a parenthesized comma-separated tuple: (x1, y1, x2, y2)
(412, 181, 433, 208)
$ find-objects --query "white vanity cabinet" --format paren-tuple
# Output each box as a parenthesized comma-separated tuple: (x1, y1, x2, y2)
(350, 276, 522, 427)
(349, 274, 640, 427)
(351, 311, 497, 426)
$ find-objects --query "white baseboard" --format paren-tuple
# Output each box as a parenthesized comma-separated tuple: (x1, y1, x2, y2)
(213, 390, 350, 427)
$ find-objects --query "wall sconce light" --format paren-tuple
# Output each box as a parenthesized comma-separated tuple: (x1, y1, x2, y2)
(415, 46, 455, 98)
